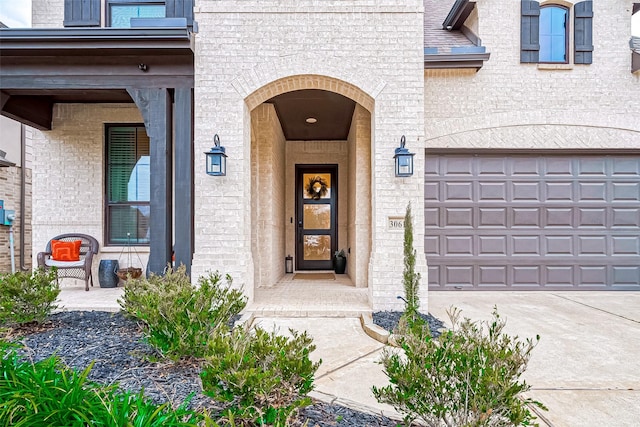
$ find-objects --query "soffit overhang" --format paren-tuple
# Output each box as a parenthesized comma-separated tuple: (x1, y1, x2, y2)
(0, 27, 194, 129)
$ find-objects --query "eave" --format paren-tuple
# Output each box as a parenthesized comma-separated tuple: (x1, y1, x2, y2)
(424, 50, 490, 71)
(0, 158, 16, 167)
(442, 0, 476, 30)
(0, 27, 193, 55)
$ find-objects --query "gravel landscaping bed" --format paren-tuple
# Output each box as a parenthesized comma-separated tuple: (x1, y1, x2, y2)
(11, 311, 400, 427)
(372, 311, 444, 338)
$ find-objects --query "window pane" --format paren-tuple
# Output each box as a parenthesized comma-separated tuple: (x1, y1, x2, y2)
(540, 7, 567, 63)
(303, 235, 332, 261)
(303, 173, 332, 199)
(110, 5, 165, 28)
(109, 204, 150, 245)
(304, 205, 331, 230)
(106, 125, 150, 245)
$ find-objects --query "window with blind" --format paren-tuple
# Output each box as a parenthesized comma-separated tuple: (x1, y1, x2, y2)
(107, 0, 165, 28)
(106, 125, 150, 246)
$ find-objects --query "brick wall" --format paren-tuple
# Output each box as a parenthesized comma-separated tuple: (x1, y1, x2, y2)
(192, 1, 427, 311)
(251, 104, 286, 288)
(424, 0, 640, 147)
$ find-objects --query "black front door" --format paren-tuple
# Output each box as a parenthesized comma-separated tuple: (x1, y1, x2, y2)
(296, 165, 337, 270)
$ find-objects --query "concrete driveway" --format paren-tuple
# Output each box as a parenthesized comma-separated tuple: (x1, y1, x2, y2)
(428, 291, 640, 427)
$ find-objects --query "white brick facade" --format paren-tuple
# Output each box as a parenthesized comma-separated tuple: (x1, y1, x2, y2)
(424, 0, 640, 148)
(23, 0, 637, 307)
(191, 1, 427, 311)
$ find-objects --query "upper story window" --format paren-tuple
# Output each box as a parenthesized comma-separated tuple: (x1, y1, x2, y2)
(107, 0, 166, 28)
(540, 5, 568, 63)
(521, 0, 593, 65)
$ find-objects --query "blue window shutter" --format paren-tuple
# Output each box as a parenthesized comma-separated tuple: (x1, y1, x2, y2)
(521, 0, 540, 63)
(166, 0, 194, 26)
(574, 1, 594, 64)
(64, 0, 100, 27)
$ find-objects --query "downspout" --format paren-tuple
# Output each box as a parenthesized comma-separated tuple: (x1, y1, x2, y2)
(19, 124, 28, 271)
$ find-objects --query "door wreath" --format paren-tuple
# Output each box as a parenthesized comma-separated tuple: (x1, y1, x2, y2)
(306, 176, 329, 200)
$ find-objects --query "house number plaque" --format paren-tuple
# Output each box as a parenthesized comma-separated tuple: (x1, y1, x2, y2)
(388, 217, 405, 231)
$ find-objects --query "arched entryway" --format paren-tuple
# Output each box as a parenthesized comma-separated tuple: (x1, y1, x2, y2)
(247, 75, 373, 296)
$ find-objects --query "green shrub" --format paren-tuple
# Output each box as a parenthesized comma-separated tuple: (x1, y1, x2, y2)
(201, 326, 321, 426)
(373, 308, 547, 427)
(119, 265, 247, 360)
(0, 340, 212, 427)
(0, 268, 60, 326)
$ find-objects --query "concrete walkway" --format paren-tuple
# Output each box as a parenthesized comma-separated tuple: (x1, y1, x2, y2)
(428, 291, 640, 427)
(56, 282, 640, 426)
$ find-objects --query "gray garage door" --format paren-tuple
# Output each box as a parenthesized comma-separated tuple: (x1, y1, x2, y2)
(425, 153, 640, 290)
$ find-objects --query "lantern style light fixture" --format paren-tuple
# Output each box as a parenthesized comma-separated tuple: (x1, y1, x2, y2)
(205, 134, 227, 176)
(394, 135, 415, 177)
(285, 254, 293, 274)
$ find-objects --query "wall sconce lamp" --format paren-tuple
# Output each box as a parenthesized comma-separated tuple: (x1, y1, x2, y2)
(205, 134, 227, 176)
(394, 135, 415, 177)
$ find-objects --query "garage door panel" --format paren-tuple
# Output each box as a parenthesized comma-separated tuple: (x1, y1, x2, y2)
(512, 235, 540, 256)
(613, 266, 640, 285)
(427, 154, 640, 290)
(612, 159, 640, 176)
(445, 208, 473, 227)
(578, 158, 607, 176)
(425, 207, 440, 227)
(445, 236, 473, 255)
(424, 182, 439, 201)
(578, 208, 607, 228)
(445, 265, 474, 286)
(578, 182, 607, 201)
(479, 208, 507, 227)
(479, 266, 507, 287)
(545, 236, 573, 255)
(579, 266, 607, 286)
(512, 157, 541, 175)
(479, 182, 507, 201)
(546, 266, 574, 286)
(545, 208, 573, 227)
(612, 236, 640, 255)
(512, 266, 541, 286)
(612, 182, 640, 201)
(513, 207, 541, 227)
(479, 236, 507, 256)
(445, 182, 473, 200)
(546, 158, 573, 175)
(512, 181, 540, 200)
(545, 182, 574, 201)
(612, 208, 640, 227)
(478, 157, 508, 176)
(444, 157, 473, 175)
(425, 236, 440, 256)
(578, 236, 607, 255)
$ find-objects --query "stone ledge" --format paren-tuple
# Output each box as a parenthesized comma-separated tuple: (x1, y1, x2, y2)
(359, 313, 389, 344)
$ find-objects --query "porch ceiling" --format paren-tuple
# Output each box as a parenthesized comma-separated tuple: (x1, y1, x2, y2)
(267, 90, 356, 141)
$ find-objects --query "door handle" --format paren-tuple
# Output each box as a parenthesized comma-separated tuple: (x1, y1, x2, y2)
(298, 220, 303, 244)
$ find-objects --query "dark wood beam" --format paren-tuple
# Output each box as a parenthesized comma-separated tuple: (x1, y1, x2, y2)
(128, 88, 173, 276)
(1, 95, 53, 130)
(0, 91, 9, 109)
(173, 87, 194, 275)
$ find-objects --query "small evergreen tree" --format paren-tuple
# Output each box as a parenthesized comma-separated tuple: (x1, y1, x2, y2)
(401, 202, 422, 327)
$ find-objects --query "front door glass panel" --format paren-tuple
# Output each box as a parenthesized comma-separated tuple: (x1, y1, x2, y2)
(303, 205, 331, 230)
(303, 235, 332, 261)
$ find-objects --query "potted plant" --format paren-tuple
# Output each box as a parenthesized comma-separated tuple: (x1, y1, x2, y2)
(334, 249, 347, 274)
